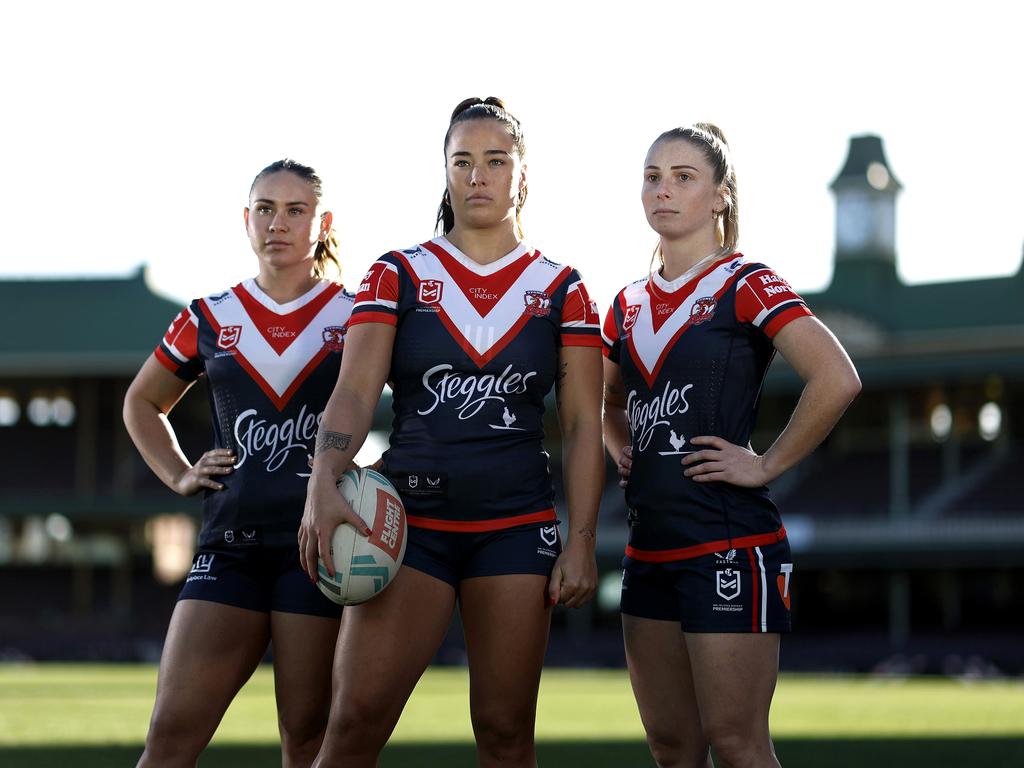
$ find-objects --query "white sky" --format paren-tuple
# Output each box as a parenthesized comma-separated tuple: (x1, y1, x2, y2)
(2, 0, 1020, 312)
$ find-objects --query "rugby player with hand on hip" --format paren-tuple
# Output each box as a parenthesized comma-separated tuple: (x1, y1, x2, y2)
(124, 160, 354, 767)
(299, 97, 604, 768)
(602, 125, 860, 768)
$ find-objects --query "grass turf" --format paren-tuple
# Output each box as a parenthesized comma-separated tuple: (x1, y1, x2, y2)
(1, 664, 1023, 766)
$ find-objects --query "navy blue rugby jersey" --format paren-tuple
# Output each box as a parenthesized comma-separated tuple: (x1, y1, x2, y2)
(602, 253, 813, 562)
(349, 237, 601, 531)
(155, 278, 354, 548)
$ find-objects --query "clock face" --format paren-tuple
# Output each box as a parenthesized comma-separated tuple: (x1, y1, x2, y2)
(836, 192, 873, 250)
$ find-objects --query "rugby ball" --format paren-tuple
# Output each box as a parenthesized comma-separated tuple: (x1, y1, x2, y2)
(316, 468, 407, 605)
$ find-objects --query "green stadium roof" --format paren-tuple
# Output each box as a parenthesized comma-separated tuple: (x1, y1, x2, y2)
(0, 267, 182, 376)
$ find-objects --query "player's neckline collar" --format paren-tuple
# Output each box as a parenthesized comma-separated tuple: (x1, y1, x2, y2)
(240, 277, 331, 314)
(432, 236, 531, 276)
(650, 247, 737, 295)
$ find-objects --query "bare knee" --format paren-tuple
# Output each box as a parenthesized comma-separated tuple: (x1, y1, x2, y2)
(279, 710, 328, 767)
(471, 708, 536, 766)
(645, 730, 711, 768)
(702, 722, 776, 768)
(139, 714, 208, 767)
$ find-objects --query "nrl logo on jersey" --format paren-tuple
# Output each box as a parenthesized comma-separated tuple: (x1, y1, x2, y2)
(622, 305, 641, 332)
(690, 297, 716, 325)
(523, 290, 551, 317)
(418, 280, 443, 305)
(217, 326, 242, 350)
(321, 326, 345, 353)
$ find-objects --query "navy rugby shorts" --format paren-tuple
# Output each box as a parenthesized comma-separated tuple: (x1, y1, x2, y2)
(178, 545, 342, 618)
(620, 538, 792, 633)
(403, 521, 563, 588)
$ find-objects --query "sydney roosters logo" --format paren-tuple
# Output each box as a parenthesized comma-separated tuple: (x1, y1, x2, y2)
(321, 326, 345, 353)
(523, 290, 551, 317)
(418, 280, 443, 304)
(217, 326, 242, 350)
(690, 297, 716, 325)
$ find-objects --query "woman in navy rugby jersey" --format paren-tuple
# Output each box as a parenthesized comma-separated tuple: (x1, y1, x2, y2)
(124, 160, 354, 767)
(602, 125, 860, 768)
(300, 97, 604, 767)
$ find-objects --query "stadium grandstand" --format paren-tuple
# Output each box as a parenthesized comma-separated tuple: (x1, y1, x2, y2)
(1, 135, 1021, 674)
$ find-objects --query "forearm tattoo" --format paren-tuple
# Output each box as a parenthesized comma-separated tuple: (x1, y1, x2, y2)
(576, 525, 596, 542)
(315, 430, 352, 456)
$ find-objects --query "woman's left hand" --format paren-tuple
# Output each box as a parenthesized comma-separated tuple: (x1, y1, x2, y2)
(681, 435, 772, 488)
(548, 541, 598, 609)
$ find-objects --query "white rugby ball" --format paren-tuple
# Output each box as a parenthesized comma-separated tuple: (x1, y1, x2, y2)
(316, 468, 407, 605)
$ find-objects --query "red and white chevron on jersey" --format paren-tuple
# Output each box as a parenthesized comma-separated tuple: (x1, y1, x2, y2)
(196, 280, 347, 411)
(622, 256, 747, 388)
(394, 241, 575, 369)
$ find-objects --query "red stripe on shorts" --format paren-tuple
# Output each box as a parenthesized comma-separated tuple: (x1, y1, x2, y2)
(625, 526, 787, 563)
(406, 508, 556, 533)
(746, 547, 760, 632)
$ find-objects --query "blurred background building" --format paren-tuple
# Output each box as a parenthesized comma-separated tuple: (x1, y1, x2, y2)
(1, 135, 1022, 673)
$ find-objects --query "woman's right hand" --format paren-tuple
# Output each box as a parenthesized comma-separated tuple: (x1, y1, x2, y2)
(299, 474, 372, 581)
(617, 445, 633, 487)
(171, 449, 236, 496)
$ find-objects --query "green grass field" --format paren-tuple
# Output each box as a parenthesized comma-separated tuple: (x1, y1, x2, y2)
(1, 664, 1023, 766)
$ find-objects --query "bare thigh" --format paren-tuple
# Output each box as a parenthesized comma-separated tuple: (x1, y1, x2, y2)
(685, 632, 781, 766)
(460, 574, 551, 768)
(315, 565, 456, 766)
(138, 599, 270, 767)
(270, 611, 340, 765)
(622, 614, 712, 768)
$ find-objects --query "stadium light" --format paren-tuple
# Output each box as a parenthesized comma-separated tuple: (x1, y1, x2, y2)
(978, 402, 1002, 442)
(51, 395, 76, 427)
(929, 403, 952, 442)
(26, 396, 52, 426)
(0, 395, 19, 426)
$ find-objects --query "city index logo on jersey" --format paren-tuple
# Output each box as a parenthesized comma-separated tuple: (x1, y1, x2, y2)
(418, 280, 443, 305)
(623, 305, 641, 332)
(217, 326, 242, 350)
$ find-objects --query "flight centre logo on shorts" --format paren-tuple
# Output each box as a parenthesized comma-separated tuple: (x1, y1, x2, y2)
(713, 568, 743, 612)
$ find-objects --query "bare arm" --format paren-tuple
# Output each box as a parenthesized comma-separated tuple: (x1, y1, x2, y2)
(683, 316, 861, 486)
(123, 355, 236, 496)
(299, 322, 395, 578)
(602, 356, 632, 488)
(548, 345, 604, 608)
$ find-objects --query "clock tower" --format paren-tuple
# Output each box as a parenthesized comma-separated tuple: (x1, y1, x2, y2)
(830, 135, 902, 278)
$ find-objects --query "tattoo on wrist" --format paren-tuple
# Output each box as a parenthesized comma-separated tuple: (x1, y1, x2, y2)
(315, 430, 352, 456)
(577, 525, 595, 541)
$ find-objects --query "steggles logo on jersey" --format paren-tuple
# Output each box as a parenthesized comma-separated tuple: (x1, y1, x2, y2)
(626, 381, 694, 453)
(418, 280, 444, 305)
(489, 406, 524, 432)
(233, 404, 322, 474)
(217, 326, 242, 350)
(622, 305, 641, 332)
(321, 326, 345, 353)
(523, 290, 551, 317)
(418, 363, 537, 420)
(690, 297, 717, 325)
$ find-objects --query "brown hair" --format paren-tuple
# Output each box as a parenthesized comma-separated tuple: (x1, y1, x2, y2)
(653, 123, 739, 249)
(435, 97, 527, 238)
(250, 159, 341, 279)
